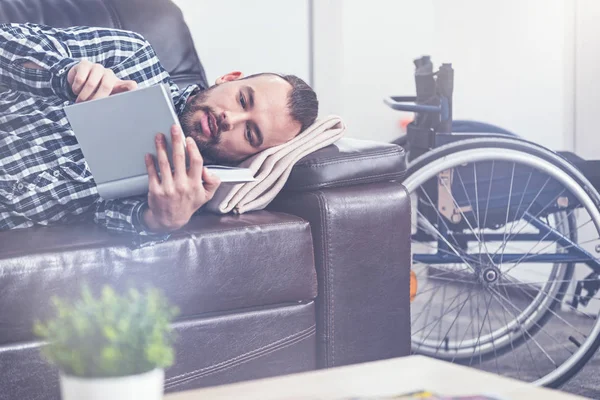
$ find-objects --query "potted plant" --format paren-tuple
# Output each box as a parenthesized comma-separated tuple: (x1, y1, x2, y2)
(33, 285, 179, 400)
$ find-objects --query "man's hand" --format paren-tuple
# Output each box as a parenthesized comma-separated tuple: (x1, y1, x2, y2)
(67, 60, 138, 103)
(143, 124, 221, 233)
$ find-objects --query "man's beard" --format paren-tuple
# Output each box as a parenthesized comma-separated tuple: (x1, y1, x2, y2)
(179, 86, 228, 164)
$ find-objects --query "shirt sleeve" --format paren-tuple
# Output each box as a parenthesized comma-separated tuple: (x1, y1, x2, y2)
(0, 23, 152, 101)
(94, 197, 171, 248)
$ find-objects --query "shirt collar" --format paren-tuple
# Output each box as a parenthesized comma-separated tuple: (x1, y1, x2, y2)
(174, 84, 200, 116)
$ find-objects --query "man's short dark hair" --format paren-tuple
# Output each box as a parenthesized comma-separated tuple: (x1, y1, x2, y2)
(244, 73, 318, 134)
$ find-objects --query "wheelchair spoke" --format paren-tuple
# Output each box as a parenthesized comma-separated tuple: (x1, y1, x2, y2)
(492, 184, 562, 260)
(473, 163, 482, 254)
(412, 280, 439, 329)
(482, 160, 495, 232)
(504, 167, 535, 244)
(417, 210, 478, 270)
(501, 210, 575, 276)
(490, 287, 522, 379)
(438, 284, 448, 345)
(438, 174, 496, 266)
(414, 290, 474, 351)
(413, 262, 472, 276)
(496, 281, 577, 356)
(492, 286, 548, 380)
(502, 275, 597, 326)
(417, 186, 467, 243)
(455, 166, 481, 236)
(497, 277, 597, 287)
(488, 287, 558, 370)
(413, 240, 481, 264)
(450, 290, 480, 363)
(484, 288, 501, 374)
(505, 218, 597, 262)
(500, 163, 517, 262)
(411, 276, 474, 298)
(469, 283, 490, 367)
(413, 288, 471, 336)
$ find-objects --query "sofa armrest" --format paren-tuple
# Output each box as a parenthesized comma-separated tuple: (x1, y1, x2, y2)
(269, 151, 412, 369)
(284, 138, 407, 191)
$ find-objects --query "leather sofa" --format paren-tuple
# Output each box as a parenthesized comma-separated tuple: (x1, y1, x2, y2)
(0, 0, 412, 399)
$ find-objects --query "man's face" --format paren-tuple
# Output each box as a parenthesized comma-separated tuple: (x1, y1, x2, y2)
(179, 73, 301, 164)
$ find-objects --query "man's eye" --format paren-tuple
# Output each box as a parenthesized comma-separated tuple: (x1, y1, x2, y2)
(245, 125, 253, 143)
(239, 92, 247, 109)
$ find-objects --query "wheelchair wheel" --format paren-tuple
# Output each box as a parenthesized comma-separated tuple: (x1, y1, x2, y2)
(404, 137, 600, 387)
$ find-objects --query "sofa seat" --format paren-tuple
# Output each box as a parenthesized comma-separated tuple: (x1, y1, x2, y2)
(0, 211, 318, 345)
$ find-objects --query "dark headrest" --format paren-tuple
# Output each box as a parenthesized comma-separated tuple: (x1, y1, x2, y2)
(0, 0, 208, 89)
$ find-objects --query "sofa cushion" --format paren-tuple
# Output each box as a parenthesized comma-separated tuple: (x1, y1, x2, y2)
(0, 0, 208, 88)
(0, 211, 317, 344)
(284, 138, 407, 192)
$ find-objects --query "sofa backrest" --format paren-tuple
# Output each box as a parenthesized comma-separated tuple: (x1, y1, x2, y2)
(0, 0, 208, 89)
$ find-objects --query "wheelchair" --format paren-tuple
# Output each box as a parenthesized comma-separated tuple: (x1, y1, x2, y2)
(386, 56, 600, 388)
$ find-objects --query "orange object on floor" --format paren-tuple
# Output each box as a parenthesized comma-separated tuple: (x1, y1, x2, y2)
(410, 270, 417, 302)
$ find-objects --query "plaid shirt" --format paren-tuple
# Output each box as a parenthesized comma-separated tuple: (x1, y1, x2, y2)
(0, 23, 197, 240)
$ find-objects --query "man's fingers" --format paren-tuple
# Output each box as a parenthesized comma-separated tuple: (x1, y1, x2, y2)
(145, 154, 160, 191)
(76, 64, 104, 102)
(186, 136, 204, 179)
(171, 125, 187, 180)
(70, 61, 93, 95)
(111, 80, 138, 94)
(89, 73, 116, 101)
(202, 167, 221, 197)
(155, 133, 173, 187)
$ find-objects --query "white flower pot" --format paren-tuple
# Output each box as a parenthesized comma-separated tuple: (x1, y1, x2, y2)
(60, 368, 164, 400)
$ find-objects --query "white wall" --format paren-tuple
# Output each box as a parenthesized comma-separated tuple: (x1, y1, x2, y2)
(314, 0, 574, 150)
(574, 0, 600, 160)
(172, 0, 311, 85)
(174, 0, 586, 156)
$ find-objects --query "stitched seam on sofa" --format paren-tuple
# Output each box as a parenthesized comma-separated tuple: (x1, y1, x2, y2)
(291, 171, 406, 191)
(309, 190, 334, 366)
(295, 150, 404, 168)
(165, 328, 316, 389)
(325, 193, 335, 366)
(165, 327, 316, 388)
(164, 324, 316, 386)
(165, 324, 315, 380)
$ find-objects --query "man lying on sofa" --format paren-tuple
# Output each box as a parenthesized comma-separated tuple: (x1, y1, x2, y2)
(0, 23, 318, 240)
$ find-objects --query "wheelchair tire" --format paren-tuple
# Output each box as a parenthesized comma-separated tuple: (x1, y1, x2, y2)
(403, 136, 600, 388)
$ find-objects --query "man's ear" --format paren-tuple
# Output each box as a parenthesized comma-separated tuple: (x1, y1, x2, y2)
(215, 71, 244, 85)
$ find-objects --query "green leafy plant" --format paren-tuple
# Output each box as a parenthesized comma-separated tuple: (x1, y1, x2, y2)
(33, 285, 179, 378)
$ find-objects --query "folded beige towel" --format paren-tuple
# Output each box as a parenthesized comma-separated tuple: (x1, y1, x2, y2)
(205, 115, 346, 214)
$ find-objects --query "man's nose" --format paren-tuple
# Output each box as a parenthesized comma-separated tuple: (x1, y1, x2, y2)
(219, 111, 249, 132)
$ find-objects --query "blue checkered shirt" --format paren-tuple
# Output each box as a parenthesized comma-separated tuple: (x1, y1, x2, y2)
(0, 23, 198, 238)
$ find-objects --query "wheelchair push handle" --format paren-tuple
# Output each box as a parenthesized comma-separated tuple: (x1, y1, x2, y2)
(383, 96, 442, 114)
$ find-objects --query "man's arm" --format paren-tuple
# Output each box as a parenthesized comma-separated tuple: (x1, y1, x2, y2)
(94, 197, 150, 235)
(0, 23, 149, 100)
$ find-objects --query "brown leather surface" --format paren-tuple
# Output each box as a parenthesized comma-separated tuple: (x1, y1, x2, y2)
(0, 211, 318, 344)
(165, 302, 316, 392)
(269, 182, 412, 368)
(0, 0, 208, 88)
(0, 0, 413, 397)
(0, 302, 316, 400)
(285, 139, 407, 192)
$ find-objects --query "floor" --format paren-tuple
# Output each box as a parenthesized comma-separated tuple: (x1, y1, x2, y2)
(411, 275, 600, 399)
(561, 353, 600, 398)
